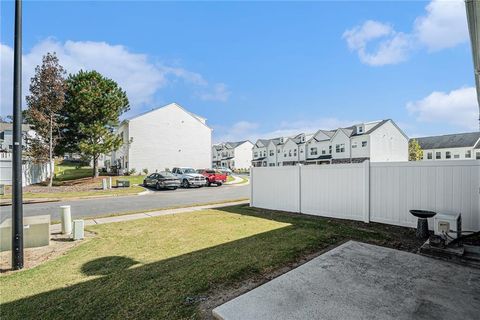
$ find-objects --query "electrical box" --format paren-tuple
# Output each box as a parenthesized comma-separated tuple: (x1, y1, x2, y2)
(72, 220, 84, 240)
(434, 213, 461, 239)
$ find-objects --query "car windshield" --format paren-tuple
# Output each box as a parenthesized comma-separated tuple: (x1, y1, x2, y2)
(159, 171, 176, 178)
(206, 170, 216, 174)
(183, 168, 196, 174)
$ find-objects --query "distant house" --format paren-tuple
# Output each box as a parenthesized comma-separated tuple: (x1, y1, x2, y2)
(0, 122, 35, 153)
(252, 119, 408, 166)
(212, 140, 253, 170)
(413, 132, 480, 161)
(110, 103, 212, 173)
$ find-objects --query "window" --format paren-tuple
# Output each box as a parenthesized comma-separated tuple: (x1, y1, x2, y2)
(436, 152, 441, 160)
(254, 152, 258, 157)
(300, 149, 303, 153)
(477, 152, 480, 160)
(427, 152, 432, 160)
(358, 127, 363, 133)
(288, 150, 292, 157)
(294, 150, 297, 156)
(454, 154, 460, 159)
(329, 145, 332, 154)
(278, 149, 280, 153)
(362, 141, 367, 147)
(321, 148, 326, 155)
(352, 142, 357, 149)
(269, 163, 275, 167)
(310, 147, 318, 155)
(336, 144, 345, 153)
(446, 151, 451, 159)
(269, 150, 274, 156)
(466, 150, 472, 158)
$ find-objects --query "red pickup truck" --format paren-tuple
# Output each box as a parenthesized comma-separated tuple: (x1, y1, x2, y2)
(197, 169, 227, 186)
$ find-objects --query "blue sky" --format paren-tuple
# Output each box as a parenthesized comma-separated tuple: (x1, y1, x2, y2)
(0, 0, 477, 142)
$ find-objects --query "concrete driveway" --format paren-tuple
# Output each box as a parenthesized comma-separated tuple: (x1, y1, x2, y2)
(0, 184, 249, 222)
(213, 241, 480, 320)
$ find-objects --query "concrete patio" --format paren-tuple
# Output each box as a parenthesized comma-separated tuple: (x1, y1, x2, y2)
(213, 241, 480, 320)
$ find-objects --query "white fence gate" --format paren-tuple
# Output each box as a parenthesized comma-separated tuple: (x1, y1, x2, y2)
(0, 155, 53, 187)
(251, 160, 480, 232)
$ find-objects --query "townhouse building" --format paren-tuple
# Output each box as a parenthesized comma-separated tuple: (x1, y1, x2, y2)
(252, 119, 408, 167)
(413, 132, 480, 161)
(212, 140, 253, 170)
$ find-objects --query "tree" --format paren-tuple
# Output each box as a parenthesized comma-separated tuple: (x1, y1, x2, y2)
(25, 52, 66, 186)
(409, 139, 423, 161)
(61, 70, 129, 177)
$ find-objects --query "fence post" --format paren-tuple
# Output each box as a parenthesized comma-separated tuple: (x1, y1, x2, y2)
(249, 166, 253, 207)
(363, 160, 370, 223)
(298, 164, 302, 213)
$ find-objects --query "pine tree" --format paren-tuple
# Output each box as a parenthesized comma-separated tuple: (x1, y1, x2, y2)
(60, 70, 129, 177)
(26, 52, 66, 186)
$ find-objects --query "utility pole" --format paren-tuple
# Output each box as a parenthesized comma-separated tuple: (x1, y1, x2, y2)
(12, 0, 23, 270)
(465, 0, 480, 130)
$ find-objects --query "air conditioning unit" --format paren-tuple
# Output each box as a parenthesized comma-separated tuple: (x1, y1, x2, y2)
(434, 213, 461, 239)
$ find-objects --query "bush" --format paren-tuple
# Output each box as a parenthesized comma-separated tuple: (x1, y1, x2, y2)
(142, 168, 148, 175)
(129, 168, 136, 175)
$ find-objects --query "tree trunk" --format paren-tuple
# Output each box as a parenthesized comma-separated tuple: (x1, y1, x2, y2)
(93, 155, 99, 178)
(48, 115, 53, 187)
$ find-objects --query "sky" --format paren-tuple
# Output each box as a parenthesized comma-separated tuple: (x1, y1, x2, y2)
(0, 0, 477, 142)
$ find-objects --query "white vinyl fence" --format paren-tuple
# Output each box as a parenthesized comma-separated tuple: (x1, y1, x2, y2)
(251, 160, 480, 232)
(0, 155, 53, 187)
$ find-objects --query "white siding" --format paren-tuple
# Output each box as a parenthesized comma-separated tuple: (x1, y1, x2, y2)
(119, 104, 212, 172)
(422, 147, 477, 161)
(234, 141, 254, 169)
(331, 130, 351, 159)
(369, 121, 408, 162)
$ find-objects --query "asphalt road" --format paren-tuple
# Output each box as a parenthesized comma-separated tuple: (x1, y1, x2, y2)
(0, 184, 250, 222)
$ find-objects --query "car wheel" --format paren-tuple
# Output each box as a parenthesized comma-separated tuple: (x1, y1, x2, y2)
(156, 182, 161, 190)
(182, 179, 190, 188)
(143, 180, 147, 186)
(217, 182, 222, 186)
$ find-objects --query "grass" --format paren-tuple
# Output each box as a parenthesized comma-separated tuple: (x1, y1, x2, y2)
(226, 175, 235, 183)
(54, 162, 93, 182)
(0, 204, 414, 319)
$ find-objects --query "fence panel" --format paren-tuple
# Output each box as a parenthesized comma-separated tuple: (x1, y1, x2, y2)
(301, 163, 367, 221)
(251, 166, 300, 212)
(0, 158, 53, 186)
(370, 161, 480, 231)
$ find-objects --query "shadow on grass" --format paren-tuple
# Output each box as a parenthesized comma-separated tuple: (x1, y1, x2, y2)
(1, 205, 418, 319)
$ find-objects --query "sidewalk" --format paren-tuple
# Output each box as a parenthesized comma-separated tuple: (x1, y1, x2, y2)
(51, 199, 250, 233)
(224, 175, 249, 185)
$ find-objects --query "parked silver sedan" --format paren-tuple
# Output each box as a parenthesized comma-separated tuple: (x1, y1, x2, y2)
(143, 172, 181, 190)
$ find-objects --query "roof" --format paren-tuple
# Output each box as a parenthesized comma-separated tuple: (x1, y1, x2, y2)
(412, 132, 480, 149)
(225, 140, 249, 148)
(124, 103, 211, 130)
(0, 122, 33, 132)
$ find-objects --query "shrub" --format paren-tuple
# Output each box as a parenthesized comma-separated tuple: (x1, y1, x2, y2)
(129, 168, 136, 175)
(142, 168, 148, 175)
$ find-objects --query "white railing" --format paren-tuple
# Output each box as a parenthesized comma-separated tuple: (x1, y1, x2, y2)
(250, 160, 480, 232)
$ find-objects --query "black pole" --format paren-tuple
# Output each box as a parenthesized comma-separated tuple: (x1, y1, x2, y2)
(12, 0, 23, 270)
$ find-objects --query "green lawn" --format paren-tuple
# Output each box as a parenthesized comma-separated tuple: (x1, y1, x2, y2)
(54, 162, 93, 182)
(0, 205, 414, 319)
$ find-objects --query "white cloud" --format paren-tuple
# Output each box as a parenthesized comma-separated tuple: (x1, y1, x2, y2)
(0, 39, 229, 115)
(344, 0, 469, 65)
(414, 0, 469, 51)
(213, 117, 358, 143)
(343, 21, 411, 66)
(406, 86, 478, 130)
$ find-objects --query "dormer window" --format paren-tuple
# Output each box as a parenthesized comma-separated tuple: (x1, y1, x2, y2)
(357, 126, 363, 134)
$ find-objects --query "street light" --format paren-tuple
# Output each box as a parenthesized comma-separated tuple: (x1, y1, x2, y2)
(12, 0, 23, 270)
(466, 0, 480, 130)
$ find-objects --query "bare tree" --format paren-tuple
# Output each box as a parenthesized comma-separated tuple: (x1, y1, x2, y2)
(26, 52, 66, 186)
